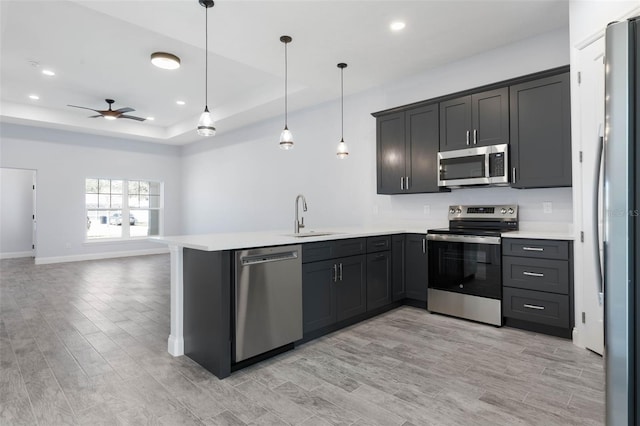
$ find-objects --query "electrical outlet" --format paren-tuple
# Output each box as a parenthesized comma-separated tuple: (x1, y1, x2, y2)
(65, 242, 71, 249)
(543, 202, 553, 214)
(423, 205, 430, 215)
(372, 205, 379, 215)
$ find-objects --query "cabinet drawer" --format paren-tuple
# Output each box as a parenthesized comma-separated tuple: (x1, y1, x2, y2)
(503, 256, 569, 294)
(303, 238, 365, 263)
(503, 287, 569, 328)
(502, 239, 569, 260)
(367, 236, 391, 253)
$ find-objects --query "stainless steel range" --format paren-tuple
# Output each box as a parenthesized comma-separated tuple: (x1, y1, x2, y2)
(427, 204, 518, 326)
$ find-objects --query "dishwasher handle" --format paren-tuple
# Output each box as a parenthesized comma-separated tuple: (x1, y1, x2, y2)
(241, 251, 298, 266)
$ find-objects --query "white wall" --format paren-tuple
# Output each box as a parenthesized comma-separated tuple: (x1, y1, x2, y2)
(182, 28, 573, 235)
(0, 168, 35, 257)
(0, 124, 182, 263)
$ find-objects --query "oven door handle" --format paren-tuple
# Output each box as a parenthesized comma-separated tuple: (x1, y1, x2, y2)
(426, 234, 501, 245)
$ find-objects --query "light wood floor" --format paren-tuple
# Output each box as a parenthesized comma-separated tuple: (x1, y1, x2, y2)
(0, 254, 604, 425)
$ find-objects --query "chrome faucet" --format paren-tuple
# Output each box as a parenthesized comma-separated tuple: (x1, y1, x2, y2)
(294, 194, 307, 233)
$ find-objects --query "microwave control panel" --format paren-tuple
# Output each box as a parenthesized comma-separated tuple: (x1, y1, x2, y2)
(488, 152, 505, 177)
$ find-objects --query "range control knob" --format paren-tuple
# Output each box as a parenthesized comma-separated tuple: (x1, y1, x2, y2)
(449, 208, 456, 214)
(507, 208, 514, 214)
(501, 208, 507, 214)
(456, 208, 462, 214)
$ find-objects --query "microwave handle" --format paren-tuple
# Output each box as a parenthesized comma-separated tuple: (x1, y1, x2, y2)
(485, 154, 490, 179)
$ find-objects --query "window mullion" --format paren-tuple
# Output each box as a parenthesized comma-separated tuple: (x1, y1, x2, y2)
(122, 181, 130, 237)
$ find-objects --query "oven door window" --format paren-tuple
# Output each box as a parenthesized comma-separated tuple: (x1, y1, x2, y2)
(428, 240, 501, 299)
(439, 155, 486, 181)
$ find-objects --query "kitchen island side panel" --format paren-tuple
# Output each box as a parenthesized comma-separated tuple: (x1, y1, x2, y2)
(183, 248, 232, 379)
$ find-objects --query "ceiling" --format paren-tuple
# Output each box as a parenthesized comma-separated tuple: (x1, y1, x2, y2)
(0, 0, 569, 145)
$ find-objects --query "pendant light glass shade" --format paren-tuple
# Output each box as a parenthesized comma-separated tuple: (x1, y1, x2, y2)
(197, 0, 215, 137)
(279, 35, 293, 150)
(197, 106, 216, 136)
(336, 63, 349, 159)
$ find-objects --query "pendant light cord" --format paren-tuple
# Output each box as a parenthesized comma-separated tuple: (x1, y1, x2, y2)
(340, 66, 344, 141)
(204, 6, 208, 108)
(284, 41, 288, 127)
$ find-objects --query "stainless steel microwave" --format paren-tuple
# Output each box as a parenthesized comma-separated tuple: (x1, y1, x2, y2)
(437, 144, 509, 187)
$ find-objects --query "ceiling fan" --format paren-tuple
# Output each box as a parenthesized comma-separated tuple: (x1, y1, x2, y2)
(67, 99, 146, 121)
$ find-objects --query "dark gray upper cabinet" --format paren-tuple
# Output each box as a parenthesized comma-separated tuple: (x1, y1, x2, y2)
(439, 88, 509, 151)
(509, 73, 572, 188)
(376, 104, 442, 194)
(404, 234, 428, 302)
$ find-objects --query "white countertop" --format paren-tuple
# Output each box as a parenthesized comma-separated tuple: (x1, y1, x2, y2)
(150, 227, 422, 252)
(150, 224, 575, 251)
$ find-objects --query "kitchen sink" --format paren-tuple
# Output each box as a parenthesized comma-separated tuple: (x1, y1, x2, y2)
(282, 231, 341, 238)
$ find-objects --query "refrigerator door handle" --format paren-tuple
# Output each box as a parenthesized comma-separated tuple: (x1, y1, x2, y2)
(594, 127, 605, 305)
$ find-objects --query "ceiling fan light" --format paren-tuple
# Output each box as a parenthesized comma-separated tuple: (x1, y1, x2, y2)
(151, 52, 181, 70)
(279, 126, 294, 150)
(197, 107, 216, 136)
(336, 139, 349, 159)
(104, 115, 117, 121)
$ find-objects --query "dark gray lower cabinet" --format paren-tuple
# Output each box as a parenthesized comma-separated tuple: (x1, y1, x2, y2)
(302, 255, 365, 334)
(502, 238, 573, 338)
(367, 251, 391, 311)
(392, 235, 405, 301)
(405, 234, 428, 302)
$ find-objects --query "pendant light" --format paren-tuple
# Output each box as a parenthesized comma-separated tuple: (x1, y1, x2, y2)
(196, 0, 216, 137)
(279, 35, 294, 150)
(336, 63, 349, 159)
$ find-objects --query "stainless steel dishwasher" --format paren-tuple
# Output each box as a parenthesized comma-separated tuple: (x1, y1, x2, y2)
(234, 245, 302, 362)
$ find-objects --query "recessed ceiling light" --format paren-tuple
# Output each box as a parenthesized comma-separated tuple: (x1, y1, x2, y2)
(42, 69, 55, 76)
(176, 100, 186, 106)
(150, 52, 181, 70)
(146, 117, 155, 121)
(28, 94, 40, 100)
(390, 21, 406, 31)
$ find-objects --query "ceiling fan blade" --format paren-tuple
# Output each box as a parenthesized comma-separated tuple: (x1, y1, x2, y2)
(68, 104, 101, 113)
(88, 115, 103, 118)
(120, 115, 146, 122)
(115, 107, 134, 113)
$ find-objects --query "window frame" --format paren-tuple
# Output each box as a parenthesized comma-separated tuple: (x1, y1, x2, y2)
(85, 177, 164, 242)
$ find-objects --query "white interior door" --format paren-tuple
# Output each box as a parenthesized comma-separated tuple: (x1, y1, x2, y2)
(578, 37, 605, 355)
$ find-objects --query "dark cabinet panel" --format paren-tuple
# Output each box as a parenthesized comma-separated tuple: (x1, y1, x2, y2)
(392, 235, 405, 301)
(503, 257, 570, 294)
(502, 238, 569, 260)
(367, 252, 392, 311)
(376, 104, 443, 194)
(503, 287, 570, 328)
(472, 88, 509, 147)
(367, 236, 391, 253)
(377, 112, 406, 194)
(406, 104, 441, 193)
(510, 73, 572, 188)
(336, 255, 367, 322)
(439, 96, 472, 151)
(440, 88, 508, 151)
(302, 260, 336, 333)
(303, 238, 365, 263)
(405, 234, 428, 302)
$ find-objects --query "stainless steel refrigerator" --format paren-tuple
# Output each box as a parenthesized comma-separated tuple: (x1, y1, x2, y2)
(604, 17, 639, 426)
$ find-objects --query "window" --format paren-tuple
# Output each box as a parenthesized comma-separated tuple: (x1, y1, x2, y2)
(85, 178, 162, 240)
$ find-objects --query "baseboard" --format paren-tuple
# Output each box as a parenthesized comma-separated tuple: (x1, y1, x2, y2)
(0, 251, 34, 259)
(35, 247, 169, 265)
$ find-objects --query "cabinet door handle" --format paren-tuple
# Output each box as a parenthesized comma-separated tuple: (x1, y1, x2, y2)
(473, 129, 478, 145)
(524, 304, 545, 310)
(339, 263, 343, 281)
(406, 176, 410, 190)
(512, 167, 516, 183)
(400, 177, 404, 190)
(523, 271, 544, 278)
(333, 264, 338, 282)
(422, 238, 426, 254)
(523, 247, 544, 252)
(466, 130, 470, 146)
